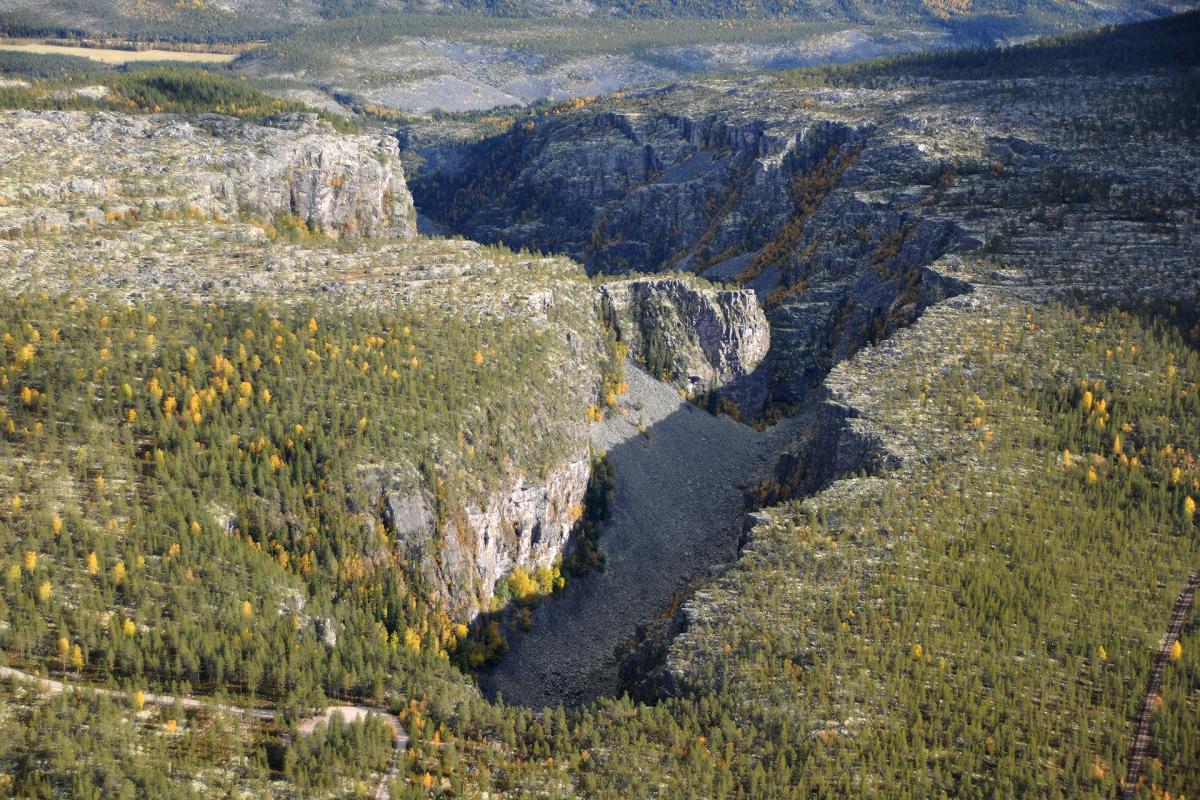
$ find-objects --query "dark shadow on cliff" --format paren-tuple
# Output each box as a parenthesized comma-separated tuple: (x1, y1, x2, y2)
(471, 365, 807, 708)
(471, 358, 915, 708)
(617, 384, 905, 702)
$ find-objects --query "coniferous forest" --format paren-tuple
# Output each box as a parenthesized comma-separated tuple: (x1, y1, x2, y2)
(0, 5, 1198, 800)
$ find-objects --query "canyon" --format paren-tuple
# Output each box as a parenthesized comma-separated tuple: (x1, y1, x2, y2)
(405, 59, 1198, 704)
(1, 12, 1199, 795)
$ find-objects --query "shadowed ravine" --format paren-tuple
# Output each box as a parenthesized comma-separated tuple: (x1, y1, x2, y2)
(478, 365, 804, 707)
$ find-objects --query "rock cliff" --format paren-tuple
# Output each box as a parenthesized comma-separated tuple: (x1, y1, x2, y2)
(409, 100, 967, 410)
(409, 109, 818, 275)
(598, 277, 770, 412)
(411, 70, 1198, 415)
(193, 114, 416, 239)
(355, 273, 773, 619)
(0, 110, 416, 241)
(365, 458, 591, 619)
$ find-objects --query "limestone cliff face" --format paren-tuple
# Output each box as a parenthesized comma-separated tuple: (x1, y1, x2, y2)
(598, 277, 770, 413)
(193, 113, 417, 239)
(0, 111, 416, 241)
(452, 459, 590, 612)
(364, 458, 590, 619)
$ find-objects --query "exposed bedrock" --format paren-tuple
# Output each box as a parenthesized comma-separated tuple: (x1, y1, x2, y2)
(599, 277, 771, 413)
(405, 69, 1200, 704)
(196, 113, 418, 239)
(408, 100, 970, 410)
(1, 110, 416, 240)
(350, 273, 774, 625)
(362, 457, 591, 621)
(409, 110, 861, 276)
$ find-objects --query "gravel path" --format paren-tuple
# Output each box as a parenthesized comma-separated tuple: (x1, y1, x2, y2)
(0, 664, 406, 799)
(479, 365, 801, 707)
(0, 664, 274, 720)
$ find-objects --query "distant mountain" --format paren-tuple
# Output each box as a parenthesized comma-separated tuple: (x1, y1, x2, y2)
(568, 0, 1183, 23)
(0, 0, 1189, 42)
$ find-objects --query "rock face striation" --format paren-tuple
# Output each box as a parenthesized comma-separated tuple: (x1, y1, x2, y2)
(366, 459, 591, 619)
(0, 110, 416, 241)
(409, 101, 969, 408)
(194, 114, 417, 239)
(412, 70, 1197, 411)
(599, 277, 770, 412)
(410, 109, 821, 275)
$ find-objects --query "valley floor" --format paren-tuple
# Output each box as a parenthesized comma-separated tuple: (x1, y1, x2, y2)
(480, 365, 807, 707)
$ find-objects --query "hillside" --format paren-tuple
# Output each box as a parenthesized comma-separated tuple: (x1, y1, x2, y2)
(0, 10, 1198, 800)
(2, 0, 1191, 114)
(0, 104, 608, 796)
(1, 0, 1185, 31)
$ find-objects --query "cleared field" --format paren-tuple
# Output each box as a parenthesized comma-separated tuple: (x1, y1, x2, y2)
(0, 41, 237, 64)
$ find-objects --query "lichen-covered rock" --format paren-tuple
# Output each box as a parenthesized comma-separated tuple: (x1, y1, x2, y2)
(598, 276, 770, 412)
(193, 113, 416, 239)
(0, 110, 416, 240)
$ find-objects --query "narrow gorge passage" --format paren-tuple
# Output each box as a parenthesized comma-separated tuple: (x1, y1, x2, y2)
(478, 365, 803, 707)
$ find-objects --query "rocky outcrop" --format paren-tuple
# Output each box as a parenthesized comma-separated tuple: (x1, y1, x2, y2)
(448, 460, 590, 615)
(599, 277, 770, 413)
(410, 108, 826, 275)
(365, 458, 591, 619)
(415, 63, 1200, 413)
(408, 100, 969, 409)
(0, 111, 416, 241)
(193, 113, 416, 239)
